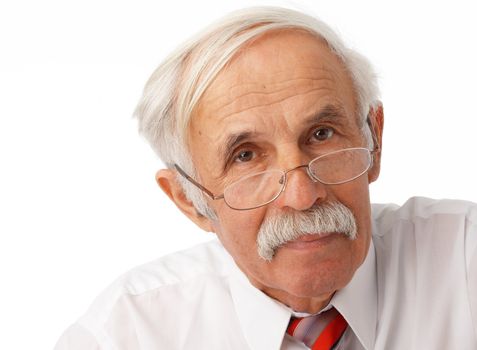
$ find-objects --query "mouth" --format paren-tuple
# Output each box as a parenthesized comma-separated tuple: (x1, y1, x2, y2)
(281, 232, 338, 249)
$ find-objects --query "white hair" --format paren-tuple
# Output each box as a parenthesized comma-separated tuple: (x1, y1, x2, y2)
(134, 6, 380, 218)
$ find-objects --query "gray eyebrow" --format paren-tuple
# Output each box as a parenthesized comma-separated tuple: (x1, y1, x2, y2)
(218, 131, 257, 174)
(304, 104, 349, 126)
(216, 104, 349, 174)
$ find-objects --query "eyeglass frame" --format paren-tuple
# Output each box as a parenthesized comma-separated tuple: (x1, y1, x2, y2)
(174, 146, 380, 211)
(174, 115, 380, 210)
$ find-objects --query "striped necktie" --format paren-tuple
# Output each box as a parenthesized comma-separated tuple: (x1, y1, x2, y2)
(286, 307, 348, 349)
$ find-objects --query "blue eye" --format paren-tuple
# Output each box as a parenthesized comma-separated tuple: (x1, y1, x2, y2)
(235, 150, 254, 162)
(312, 127, 334, 141)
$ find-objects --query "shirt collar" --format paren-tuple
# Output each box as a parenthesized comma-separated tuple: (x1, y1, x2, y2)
(228, 267, 291, 350)
(331, 238, 377, 350)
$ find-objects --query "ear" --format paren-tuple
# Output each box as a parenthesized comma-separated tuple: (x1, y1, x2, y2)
(367, 103, 384, 183)
(156, 169, 214, 233)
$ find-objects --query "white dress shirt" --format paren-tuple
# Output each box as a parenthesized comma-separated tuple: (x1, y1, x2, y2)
(55, 197, 477, 349)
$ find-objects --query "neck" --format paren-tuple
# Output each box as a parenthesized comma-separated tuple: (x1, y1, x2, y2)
(265, 289, 334, 314)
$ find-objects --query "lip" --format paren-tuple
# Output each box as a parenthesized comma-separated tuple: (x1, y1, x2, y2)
(282, 232, 337, 249)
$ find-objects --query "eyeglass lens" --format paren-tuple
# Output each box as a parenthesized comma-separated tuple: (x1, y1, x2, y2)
(223, 148, 371, 210)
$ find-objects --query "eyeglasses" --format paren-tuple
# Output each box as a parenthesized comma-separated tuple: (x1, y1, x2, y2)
(174, 147, 374, 211)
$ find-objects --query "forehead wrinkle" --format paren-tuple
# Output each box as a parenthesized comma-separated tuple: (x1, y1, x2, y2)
(217, 77, 335, 115)
(211, 85, 336, 123)
(202, 66, 337, 114)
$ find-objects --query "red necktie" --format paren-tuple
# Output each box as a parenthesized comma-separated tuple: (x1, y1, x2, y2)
(286, 308, 348, 349)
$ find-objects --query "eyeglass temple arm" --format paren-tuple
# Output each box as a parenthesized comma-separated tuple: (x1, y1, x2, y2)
(366, 116, 381, 153)
(174, 164, 224, 200)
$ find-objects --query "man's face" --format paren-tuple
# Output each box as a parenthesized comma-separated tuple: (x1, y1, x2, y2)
(188, 30, 380, 313)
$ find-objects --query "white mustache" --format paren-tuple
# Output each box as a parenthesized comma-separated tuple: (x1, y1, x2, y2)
(256, 201, 358, 261)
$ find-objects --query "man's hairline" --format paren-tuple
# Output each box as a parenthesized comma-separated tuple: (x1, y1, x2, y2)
(181, 27, 370, 166)
(159, 16, 378, 218)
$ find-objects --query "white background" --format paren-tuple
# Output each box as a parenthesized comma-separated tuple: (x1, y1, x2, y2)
(1, 0, 476, 348)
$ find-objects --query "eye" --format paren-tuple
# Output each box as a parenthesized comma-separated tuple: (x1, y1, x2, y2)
(312, 127, 334, 142)
(234, 150, 255, 162)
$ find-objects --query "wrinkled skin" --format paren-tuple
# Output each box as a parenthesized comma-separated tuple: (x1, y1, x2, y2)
(158, 29, 383, 313)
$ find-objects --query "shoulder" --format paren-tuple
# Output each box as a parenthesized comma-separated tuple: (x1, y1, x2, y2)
(90, 238, 231, 311)
(371, 197, 477, 343)
(370, 197, 477, 273)
(371, 197, 477, 276)
(56, 239, 233, 349)
(371, 196, 477, 237)
(112, 238, 233, 294)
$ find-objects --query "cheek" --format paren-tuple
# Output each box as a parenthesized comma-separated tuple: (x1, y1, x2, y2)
(330, 178, 372, 261)
(211, 205, 266, 257)
(333, 176, 371, 216)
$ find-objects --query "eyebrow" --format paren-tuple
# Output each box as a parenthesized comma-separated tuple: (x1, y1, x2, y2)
(218, 130, 259, 174)
(304, 104, 349, 126)
(216, 104, 350, 174)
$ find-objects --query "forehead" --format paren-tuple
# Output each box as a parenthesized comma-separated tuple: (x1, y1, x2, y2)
(189, 29, 358, 159)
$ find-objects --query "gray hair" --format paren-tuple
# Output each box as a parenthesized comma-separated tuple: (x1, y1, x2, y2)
(257, 201, 358, 261)
(134, 6, 380, 218)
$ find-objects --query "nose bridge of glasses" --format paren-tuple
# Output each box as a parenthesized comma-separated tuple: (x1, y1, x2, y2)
(283, 164, 318, 183)
(271, 162, 325, 211)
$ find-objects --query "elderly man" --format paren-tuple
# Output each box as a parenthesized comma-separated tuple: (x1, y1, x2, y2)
(55, 7, 477, 350)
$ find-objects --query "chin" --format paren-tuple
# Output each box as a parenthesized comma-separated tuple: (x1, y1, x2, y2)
(274, 255, 356, 296)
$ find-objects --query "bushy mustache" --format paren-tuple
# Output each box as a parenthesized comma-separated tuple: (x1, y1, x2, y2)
(256, 201, 358, 261)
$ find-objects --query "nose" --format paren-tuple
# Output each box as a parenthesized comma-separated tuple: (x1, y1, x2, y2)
(272, 165, 327, 211)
